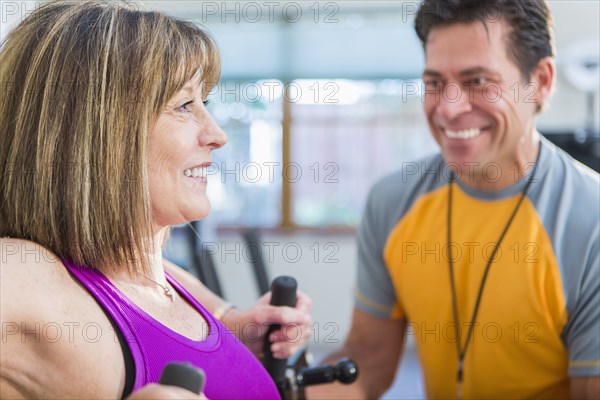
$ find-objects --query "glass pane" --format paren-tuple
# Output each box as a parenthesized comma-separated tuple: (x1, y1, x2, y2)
(206, 80, 284, 227)
(291, 79, 438, 227)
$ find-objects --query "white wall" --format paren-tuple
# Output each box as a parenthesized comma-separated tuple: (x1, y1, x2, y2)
(213, 233, 358, 352)
(0, 1, 39, 43)
(540, 1, 600, 131)
(2, 1, 598, 130)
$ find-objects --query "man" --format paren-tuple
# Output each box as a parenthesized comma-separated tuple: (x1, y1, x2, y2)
(308, 1, 599, 398)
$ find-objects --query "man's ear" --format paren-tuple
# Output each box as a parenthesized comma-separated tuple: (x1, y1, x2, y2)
(530, 56, 555, 112)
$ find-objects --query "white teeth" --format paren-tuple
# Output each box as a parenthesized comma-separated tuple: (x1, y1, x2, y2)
(445, 128, 481, 139)
(183, 167, 207, 179)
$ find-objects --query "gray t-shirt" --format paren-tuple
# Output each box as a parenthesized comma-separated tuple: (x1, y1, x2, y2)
(355, 136, 599, 396)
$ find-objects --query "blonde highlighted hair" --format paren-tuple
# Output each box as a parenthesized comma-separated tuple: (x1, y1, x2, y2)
(0, 0, 221, 275)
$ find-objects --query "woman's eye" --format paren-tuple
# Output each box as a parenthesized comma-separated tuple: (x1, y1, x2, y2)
(203, 99, 211, 107)
(177, 99, 195, 113)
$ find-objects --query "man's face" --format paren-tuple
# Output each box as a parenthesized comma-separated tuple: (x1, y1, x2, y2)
(422, 20, 540, 180)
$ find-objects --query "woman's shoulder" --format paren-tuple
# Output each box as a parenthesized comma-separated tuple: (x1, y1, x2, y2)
(1, 238, 70, 292)
(0, 237, 126, 398)
(1, 237, 66, 267)
(0, 238, 85, 323)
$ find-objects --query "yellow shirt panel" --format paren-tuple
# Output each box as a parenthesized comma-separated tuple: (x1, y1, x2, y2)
(384, 184, 568, 398)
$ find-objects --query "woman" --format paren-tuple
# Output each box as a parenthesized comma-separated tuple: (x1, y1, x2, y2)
(0, 1, 312, 398)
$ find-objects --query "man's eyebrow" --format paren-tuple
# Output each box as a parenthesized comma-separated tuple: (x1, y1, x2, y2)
(423, 67, 499, 78)
(459, 67, 496, 76)
(422, 69, 443, 77)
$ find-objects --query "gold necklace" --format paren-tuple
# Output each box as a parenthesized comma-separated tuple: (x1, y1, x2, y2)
(141, 273, 177, 302)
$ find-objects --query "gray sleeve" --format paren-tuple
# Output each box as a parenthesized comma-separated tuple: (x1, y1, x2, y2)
(531, 139, 600, 377)
(565, 226, 600, 377)
(353, 156, 446, 319)
(354, 184, 401, 319)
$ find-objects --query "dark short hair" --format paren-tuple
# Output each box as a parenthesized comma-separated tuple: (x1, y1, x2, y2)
(414, 0, 555, 79)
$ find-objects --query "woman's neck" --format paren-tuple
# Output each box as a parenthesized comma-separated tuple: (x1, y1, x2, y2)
(105, 226, 169, 284)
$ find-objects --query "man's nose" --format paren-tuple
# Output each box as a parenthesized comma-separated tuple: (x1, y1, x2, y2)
(435, 83, 472, 121)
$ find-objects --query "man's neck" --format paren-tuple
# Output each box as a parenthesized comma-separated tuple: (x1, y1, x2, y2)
(458, 133, 541, 192)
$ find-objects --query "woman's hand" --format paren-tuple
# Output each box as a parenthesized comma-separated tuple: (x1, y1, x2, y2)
(126, 384, 208, 400)
(222, 290, 313, 359)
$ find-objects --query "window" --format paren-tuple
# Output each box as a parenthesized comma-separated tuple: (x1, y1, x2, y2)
(206, 79, 438, 229)
(207, 81, 284, 227)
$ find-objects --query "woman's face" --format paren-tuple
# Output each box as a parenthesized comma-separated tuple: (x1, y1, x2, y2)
(147, 72, 227, 230)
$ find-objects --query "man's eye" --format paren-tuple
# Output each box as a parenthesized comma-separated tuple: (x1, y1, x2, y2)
(466, 77, 487, 86)
(424, 80, 442, 90)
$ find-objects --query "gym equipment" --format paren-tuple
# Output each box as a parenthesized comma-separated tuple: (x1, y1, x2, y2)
(263, 276, 358, 399)
(159, 362, 205, 395)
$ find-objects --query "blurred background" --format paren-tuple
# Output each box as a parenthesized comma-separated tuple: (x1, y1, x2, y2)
(2, 1, 598, 397)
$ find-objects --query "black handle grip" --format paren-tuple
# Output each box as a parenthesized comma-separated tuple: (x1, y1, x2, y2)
(296, 358, 358, 387)
(263, 276, 297, 394)
(268, 276, 297, 307)
(159, 362, 205, 395)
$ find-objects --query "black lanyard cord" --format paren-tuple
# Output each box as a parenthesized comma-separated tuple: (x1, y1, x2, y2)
(446, 146, 541, 398)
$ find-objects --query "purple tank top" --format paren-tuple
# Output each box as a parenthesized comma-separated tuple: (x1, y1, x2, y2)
(63, 260, 280, 399)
